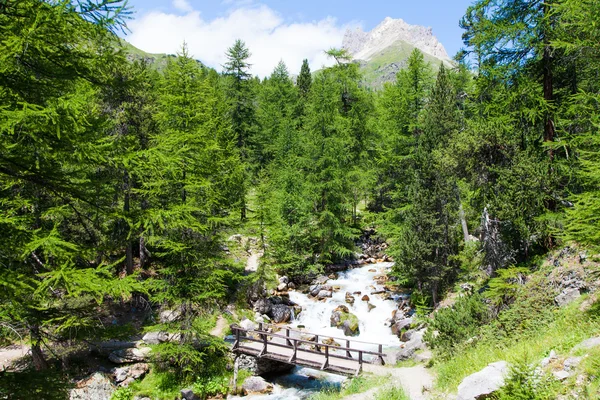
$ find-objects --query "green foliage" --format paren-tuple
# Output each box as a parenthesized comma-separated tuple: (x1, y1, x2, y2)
(192, 375, 229, 398)
(111, 387, 134, 400)
(425, 293, 491, 357)
(374, 386, 409, 400)
(495, 356, 560, 400)
(485, 266, 530, 307)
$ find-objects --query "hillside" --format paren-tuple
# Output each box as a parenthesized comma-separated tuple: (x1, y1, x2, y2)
(344, 17, 453, 88)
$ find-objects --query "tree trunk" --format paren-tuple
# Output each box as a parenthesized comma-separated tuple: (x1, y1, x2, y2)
(30, 326, 48, 371)
(459, 203, 470, 243)
(124, 170, 133, 275)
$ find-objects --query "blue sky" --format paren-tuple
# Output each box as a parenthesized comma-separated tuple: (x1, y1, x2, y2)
(123, 0, 474, 76)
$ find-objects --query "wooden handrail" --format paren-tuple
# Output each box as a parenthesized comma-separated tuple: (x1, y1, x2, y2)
(232, 326, 386, 357)
(258, 321, 388, 347)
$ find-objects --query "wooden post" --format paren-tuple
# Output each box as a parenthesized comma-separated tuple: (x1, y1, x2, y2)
(346, 340, 351, 358)
(315, 335, 320, 352)
(358, 350, 363, 368)
(289, 339, 297, 363)
(232, 355, 240, 395)
(233, 328, 240, 350)
(286, 327, 292, 346)
(321, 345, 330, 370)
(378, 344, 385, 365)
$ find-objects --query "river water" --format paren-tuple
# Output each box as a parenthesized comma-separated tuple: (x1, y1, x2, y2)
(231, 262, 402, 399)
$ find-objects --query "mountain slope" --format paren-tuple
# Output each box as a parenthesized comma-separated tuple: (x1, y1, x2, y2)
(344, 17, 454, 88)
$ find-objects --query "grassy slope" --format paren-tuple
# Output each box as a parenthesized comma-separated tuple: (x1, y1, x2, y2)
(359, 40, 448, 89)
(118, 40, 178, 72)
(431, 248, 600, 398)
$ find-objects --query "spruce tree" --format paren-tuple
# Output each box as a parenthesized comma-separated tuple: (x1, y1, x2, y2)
(223, 39, 256, 220)
(297, 59, 312, 98)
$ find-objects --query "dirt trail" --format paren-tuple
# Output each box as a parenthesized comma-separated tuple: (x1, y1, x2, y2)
(343, 364, 434, 400)
(210, 316, 229, 337)
(245, 250, 263, 273)
(0, 345, 29, 370)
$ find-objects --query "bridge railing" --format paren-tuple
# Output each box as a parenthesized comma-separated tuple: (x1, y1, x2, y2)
(231, 323, 386, 375)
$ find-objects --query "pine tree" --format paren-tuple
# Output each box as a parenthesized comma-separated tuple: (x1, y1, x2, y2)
(0, 0, 141, 369)
(297, 59, 312, 98)
(223, 39, 256, 220)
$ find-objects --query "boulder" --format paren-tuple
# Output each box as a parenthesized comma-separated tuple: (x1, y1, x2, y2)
(395, 329, 426, 361)
(391, 318, 413, 337)
(278, 276, 289, 285)
(277, 283, 288, 292)
(563, 356, 582, 371)
(240, 318, 258, 332)
(180, 389, 200, 400)
(555, 288, 581, 307)
(345, 292, 355, 305)
(317, 290, 333, 300)
(309, 285, 321, 297)
(270, 304, 292, 323)
(330, 306, 360, 336)
(109, 347, 151, 364)
(142, 331, 181, 345)
(242, 376, 274, 395)
(159, 308, 182, 323)
(457, 361, 509, 400)
(288, 282, 296, 290)
(70, 373, 116, 400)
(361, 295, 370, 302)
(553, 370, 570, 381)
(253, 298, 272, 315)
(315, 275, 330, 284)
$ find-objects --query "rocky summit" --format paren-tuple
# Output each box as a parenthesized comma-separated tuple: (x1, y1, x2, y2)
(343, 17, 453, 88)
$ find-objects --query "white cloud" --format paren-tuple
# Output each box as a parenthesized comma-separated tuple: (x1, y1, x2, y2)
(126, 4, 347, 77)
(172, 0, 193, 13)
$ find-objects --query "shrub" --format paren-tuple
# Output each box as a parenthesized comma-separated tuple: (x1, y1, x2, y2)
(495, 357, 560, 400)
(425, 293, 491, 357)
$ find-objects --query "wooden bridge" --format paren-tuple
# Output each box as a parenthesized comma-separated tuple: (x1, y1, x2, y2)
(231, 322, 386, 376)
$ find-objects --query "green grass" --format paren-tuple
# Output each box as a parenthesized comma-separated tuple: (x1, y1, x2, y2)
(309, 375, 389, 400)
(360, 40, 447, 89)
(433, 295, 600, 394)
(375, 386, 409, 400)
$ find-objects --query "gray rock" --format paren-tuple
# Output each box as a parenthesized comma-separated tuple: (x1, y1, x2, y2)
(555, 288, 581, 307)
(457, 361, 509, 400)
(553, 370, 570, 381)
(415, 350, 433, 363)
(108, 347, 151, 364)
(113, 367, 129, 383)
(180, 388, 200, 400)
(288, 282, 296, 290)
(563, 357, 582, 371)
(317, 290, 333, 299)
(395, 329, 426, 361)
(315, 275, 330, 284)
(278, 276, 289, 285)
(159, 308, 182, 323)
(277, 283, 288, 292)
(270, 304, 292, 323)
(142, 331, 181, 345)
(391, 318, 413, 337)
(128, 363, 149, 380)
(70, 372, 116, 400)
(573, 336, 600, 351)
(239, 318, 258, 332)
(253, 298, 272, 315)
(540, 350, 557, 368)
(242, 376, 273, 395)
(309, 285, 321, 297)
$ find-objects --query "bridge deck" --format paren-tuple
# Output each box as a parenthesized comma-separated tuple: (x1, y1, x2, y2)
(231, 323, 385, 376)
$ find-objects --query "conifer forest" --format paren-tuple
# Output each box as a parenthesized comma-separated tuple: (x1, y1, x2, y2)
(1, 1, 600, 399)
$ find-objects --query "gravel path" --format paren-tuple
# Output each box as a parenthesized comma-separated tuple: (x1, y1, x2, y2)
(342, 364, 434, 400)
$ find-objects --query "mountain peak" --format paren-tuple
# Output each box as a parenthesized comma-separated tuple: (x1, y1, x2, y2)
(342, 17, 450, 62)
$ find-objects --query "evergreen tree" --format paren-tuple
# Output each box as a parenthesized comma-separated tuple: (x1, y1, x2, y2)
(223, 39, 256, 220)
(0, 0, 140, 369)
(297, 59, 312, 98)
